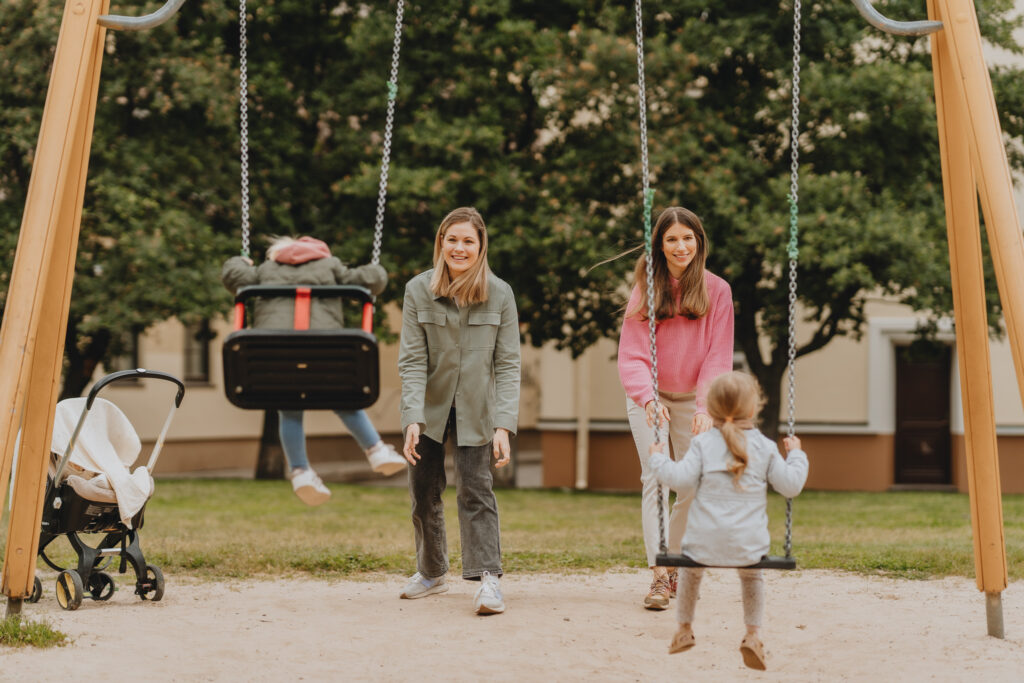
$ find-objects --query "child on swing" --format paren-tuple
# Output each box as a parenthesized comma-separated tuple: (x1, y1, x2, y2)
(646, 370, 808, 670)
(222, 235, 407, 506)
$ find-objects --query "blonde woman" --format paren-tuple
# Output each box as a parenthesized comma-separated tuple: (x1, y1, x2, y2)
(397, 207, 521, 615)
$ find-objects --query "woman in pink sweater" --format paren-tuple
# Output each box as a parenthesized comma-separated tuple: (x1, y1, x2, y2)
(617, 206, 735, 610)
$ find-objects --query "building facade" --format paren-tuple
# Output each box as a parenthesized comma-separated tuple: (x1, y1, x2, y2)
(98, 292, 1024, 493)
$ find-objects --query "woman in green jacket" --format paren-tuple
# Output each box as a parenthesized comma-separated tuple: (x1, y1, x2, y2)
(222, 236, 407, 506)
(397, 207, 521, 615)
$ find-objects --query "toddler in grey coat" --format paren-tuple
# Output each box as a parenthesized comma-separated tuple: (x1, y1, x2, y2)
(647, 371, 808, 670)
(222, 236, 407, 505)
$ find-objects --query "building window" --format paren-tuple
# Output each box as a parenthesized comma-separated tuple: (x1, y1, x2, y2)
(107, 327, 141, 370)
(106, 327, 141, 374)
(184, 319, 213, 383)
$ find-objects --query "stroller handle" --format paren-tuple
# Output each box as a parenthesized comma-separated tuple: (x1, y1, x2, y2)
(88, 369, 186, 408)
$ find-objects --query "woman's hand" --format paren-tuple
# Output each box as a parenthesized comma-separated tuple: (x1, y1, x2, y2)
(644, 400, 671, 428)
(402, 424, 422, 464)
(493, 428, 512, 468)
(691, 413, 713, 435)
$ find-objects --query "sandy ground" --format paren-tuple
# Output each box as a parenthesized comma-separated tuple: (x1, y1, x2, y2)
(2, 569, 1022, 682)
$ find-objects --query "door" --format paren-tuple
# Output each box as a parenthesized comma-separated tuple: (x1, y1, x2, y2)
(894, 341, 952, 485)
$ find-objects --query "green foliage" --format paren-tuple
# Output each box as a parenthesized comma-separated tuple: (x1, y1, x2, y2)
(0, 616, 68, 649)
(2, 2, 1024, 422)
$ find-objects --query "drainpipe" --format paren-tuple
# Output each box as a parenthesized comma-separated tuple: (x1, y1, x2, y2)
(574, 348, 590, 490)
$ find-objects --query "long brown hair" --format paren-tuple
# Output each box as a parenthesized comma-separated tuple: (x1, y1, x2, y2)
(626, 207, 709, 322)
(706, 371, 764, 486)
(429, 207, 491, 304)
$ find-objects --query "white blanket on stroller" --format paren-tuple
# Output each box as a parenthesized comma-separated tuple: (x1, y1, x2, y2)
(50, 397, 153, 527)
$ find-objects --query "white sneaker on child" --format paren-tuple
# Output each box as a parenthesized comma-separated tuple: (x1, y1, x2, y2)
(399, 572, 449, 599)
(290, 468, 331, 506)
(473, 571, 505, 615)
(367, 443, 407, 476)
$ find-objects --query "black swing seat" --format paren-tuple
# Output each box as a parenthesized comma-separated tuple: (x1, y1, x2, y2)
(222, 285, 379, 411)
(655, 553, 797, 570)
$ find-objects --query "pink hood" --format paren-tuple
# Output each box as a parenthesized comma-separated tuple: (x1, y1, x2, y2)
(273, 236, 332, 265)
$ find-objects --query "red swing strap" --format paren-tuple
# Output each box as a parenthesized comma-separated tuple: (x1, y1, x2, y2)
(233, 302, 246, 331)
(293, 287, 312, 330)
(361, 302, 373, 333)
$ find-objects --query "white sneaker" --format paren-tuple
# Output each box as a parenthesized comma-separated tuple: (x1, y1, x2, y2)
(473, 571, 505, 615)
(290, 468, 331, 506)
(399, 572, 449, 599)
(367, 443, 407, 476)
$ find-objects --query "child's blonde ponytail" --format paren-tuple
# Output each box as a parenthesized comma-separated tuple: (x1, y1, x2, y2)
(705, 372, 764, 487)
(719, 418, 750, 483)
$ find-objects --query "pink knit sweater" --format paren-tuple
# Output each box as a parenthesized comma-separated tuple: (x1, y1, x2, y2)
(617, 271, 735, 414)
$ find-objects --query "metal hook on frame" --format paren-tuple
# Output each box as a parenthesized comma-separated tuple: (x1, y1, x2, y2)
(850, 0, 943, 36)
(98, 0, 187, 31)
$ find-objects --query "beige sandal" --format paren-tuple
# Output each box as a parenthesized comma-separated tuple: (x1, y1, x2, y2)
(668, 629, 695, 654)
(740, 634, 767, 670)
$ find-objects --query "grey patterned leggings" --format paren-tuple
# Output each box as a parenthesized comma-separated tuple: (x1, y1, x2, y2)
(676, 568, 764, 628)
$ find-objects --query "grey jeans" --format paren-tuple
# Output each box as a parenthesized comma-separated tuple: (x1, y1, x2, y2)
(408, 409, 502, 581)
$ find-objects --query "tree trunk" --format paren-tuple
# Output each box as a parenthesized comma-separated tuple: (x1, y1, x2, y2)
(254, 409, 286, 480)
(763, 341, 795, 441)
(739, 331, 786, 442)
(759, 370, 783, 441)
(60, 318, 110, 400)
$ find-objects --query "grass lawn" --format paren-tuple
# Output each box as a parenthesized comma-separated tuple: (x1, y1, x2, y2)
(7, 482, 1023, 581)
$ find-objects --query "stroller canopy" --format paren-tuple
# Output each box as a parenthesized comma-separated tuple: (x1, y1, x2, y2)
(51, 397, 152, 525)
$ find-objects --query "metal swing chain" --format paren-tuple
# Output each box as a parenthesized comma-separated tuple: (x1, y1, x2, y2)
(237, 2, 404, 263)
(370, 0, 406, 266)
(783, 0, 803, 560)
(238, 0, 251, 259)
(633, 0, 667, 557)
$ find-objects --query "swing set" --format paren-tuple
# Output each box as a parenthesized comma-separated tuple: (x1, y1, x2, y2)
(220, 0, 406, 412)
(0, 2, 1021, 642)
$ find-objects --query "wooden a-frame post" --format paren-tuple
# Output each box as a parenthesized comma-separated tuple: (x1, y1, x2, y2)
(0, 0, 111, 616)
(852, 0, 1024, 637)
(0, 0, 185, 617)
(927, 0, 1024, 638)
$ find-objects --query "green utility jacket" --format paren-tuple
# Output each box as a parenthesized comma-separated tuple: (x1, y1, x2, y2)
(221, 256, 386, 330)
(398, 270, 521, 447)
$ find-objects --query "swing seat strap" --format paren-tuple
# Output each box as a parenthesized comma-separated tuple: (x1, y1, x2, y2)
(294, 288, 312, 330)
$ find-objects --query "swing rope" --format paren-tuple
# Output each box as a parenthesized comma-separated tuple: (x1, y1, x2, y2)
(237, 1, 406, 264)
(634, 0, 802, 561)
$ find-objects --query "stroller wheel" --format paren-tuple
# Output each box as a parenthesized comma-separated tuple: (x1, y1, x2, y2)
(87, 572, 116, 601)
(55, 570, 84, 611)
(138, 564, 165, 602)
(27, 576, 42, 604)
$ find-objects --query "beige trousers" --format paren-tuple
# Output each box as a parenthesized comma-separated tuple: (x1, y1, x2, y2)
(625, 391, 697, 567)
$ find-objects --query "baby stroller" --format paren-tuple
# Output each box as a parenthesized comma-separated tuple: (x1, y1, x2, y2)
(27, 369, 185, 611)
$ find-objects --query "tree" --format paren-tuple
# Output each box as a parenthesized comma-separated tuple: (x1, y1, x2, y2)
(0, 1, 238, 399)
(4, 1, 1024, 444)
(510, 1, 1024, 436)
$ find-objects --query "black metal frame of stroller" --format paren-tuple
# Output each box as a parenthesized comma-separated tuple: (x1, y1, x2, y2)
(28, 369, 185, 611)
